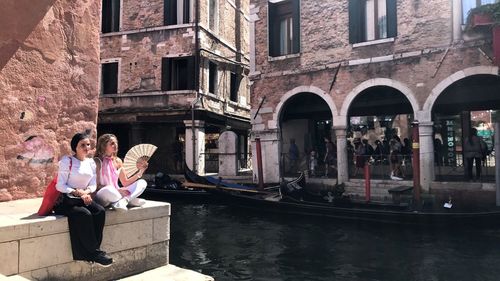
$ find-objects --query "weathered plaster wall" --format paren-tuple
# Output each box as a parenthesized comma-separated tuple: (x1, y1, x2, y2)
(0, 0, 100, 201)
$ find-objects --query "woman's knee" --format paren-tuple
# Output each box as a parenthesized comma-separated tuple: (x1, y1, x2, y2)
(137, 179, 147, 191)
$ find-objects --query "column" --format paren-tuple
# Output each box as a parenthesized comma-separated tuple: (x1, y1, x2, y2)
(419, 121, 434, 191)
(250, 129, 280, 184)
(184, 120, 205, 175)
(334, 126, 348, 183)
(218, 131, 238, 177)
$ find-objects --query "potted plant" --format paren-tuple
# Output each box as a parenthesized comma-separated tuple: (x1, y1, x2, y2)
(466, 3, 500, 28)
(466, 3, 500, 65)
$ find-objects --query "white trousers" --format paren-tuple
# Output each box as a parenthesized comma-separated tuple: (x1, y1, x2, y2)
(95, 179, 147, 207)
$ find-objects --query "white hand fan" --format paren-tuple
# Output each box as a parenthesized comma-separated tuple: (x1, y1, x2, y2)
(123, 144, 157, 178)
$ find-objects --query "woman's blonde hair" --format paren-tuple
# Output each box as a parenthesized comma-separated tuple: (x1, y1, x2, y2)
(95, 133, 118, 159)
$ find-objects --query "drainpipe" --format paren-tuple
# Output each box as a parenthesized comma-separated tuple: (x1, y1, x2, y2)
(192, 0, 200, 173)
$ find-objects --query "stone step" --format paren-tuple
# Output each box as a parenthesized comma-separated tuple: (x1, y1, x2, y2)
(0, 275, 30, 281)
(118, 264, 214, 281)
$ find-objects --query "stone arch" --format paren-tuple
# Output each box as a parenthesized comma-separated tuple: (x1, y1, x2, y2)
(340, 78, 419, 118)
(271, 85, 338, 129)
(422, 66, 500, 122)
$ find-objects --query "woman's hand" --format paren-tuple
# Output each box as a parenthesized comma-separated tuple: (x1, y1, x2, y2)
(136, 157, 149, 171)
(72, 189, 85, 197)
(81, 194, 93, 205)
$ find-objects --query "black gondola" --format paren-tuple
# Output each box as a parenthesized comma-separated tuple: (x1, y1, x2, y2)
(185, 166, 500, 226)
(184, 164, 287, 192)
(144, 171, 209, 200)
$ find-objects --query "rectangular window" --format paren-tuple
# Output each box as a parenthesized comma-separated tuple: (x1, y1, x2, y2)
(349, 0, 397, 44)
(209, 0, 218, 31)
(462, 0, 499, 24)
(102, 0, 120, 33)
(164, 0, 191, 25)
(268, 0, 300, 57)
(161, 57, 195, 91)
(101, 62, 118, 95)
(208, 61, 217, 94)
(229, 72, 241, 102)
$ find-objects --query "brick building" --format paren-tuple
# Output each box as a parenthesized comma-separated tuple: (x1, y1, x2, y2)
(249, 0, 500, 190)
(98, 0, 251, 175)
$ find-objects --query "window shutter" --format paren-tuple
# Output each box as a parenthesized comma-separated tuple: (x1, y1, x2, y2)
(348, 0, 362, 44)
(102, 0, 111, 33)
(386, 0, 398, 38)
(183, 0, 190, 23)
(164, 0, 177, 25)
(112, 0, 120, 32)
(187, 56, 195, 90)
(268, 2, 277, 56)
(292, 0, 300, 53)
(109, 63, 118, 94)
(161, 58, 171, 91)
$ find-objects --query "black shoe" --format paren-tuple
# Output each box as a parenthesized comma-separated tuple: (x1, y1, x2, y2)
(93, 253, 113, 267)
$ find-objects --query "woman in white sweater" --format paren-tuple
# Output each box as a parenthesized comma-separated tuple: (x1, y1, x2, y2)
(54, 132, 112, 267)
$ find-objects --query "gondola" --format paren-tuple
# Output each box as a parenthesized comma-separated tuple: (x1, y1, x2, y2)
(144, 172, 209, 200)
(209, 186, 500, 226)
(183, 165, 287, 193)
(186, 169, 500, 227)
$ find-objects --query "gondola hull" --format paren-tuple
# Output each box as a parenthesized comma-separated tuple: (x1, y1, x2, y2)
(208, 188, 500, 227)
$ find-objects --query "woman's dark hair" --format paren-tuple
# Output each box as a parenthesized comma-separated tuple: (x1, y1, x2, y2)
(70, 132, 90, 152)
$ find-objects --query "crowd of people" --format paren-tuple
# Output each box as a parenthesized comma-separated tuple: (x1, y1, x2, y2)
(286, 135, 414, 180)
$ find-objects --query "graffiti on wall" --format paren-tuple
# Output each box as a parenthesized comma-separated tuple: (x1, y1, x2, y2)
(16, 136, 54, 166)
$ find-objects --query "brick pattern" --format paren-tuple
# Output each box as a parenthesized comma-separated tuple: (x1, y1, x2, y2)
(250, 0, 495, 129)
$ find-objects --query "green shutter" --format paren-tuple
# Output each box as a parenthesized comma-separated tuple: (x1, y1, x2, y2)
(387, 0, 398, 38)
(268, 2, 277, 56)
(348, 0, 362, 44)
(292, 0, 300, 53)
(187, 56, 196, 90)
(161, 58, 171, 91)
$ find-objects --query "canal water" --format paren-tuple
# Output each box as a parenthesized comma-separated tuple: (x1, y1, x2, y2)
(168, 202, 500, 281)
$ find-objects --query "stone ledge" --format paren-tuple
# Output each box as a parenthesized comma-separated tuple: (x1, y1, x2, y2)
(0, 198, 170, 281)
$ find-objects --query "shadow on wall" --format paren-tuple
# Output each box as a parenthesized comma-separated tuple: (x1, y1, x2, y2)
(0, 0, 55, 71)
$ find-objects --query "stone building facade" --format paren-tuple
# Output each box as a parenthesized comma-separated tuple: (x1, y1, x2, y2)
(249, 0, 500, 189)
(99, 0, 251, 175)
(0, 1, 101, 201)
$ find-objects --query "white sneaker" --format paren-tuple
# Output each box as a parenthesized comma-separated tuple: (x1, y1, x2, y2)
(112, 198, 128, 212)
(128, 198, 146, 207)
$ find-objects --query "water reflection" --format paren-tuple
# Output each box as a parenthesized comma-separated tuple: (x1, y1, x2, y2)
(170, 202, 500, 281)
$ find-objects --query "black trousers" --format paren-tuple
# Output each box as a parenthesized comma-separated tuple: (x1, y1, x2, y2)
(54, 195, 106, 261)
(466, 157, 482, 180)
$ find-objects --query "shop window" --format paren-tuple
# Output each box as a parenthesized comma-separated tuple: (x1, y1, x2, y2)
(462, 0, 499, 24)
(101, 62, 118, 95)
(164, 0, 192, 25)
(268, 0, 300, 57)
(102, 0, 120, 33)
(161, 57, 195, 91)
(208, 61, 217, 95)
(349, 0, 397, 44)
